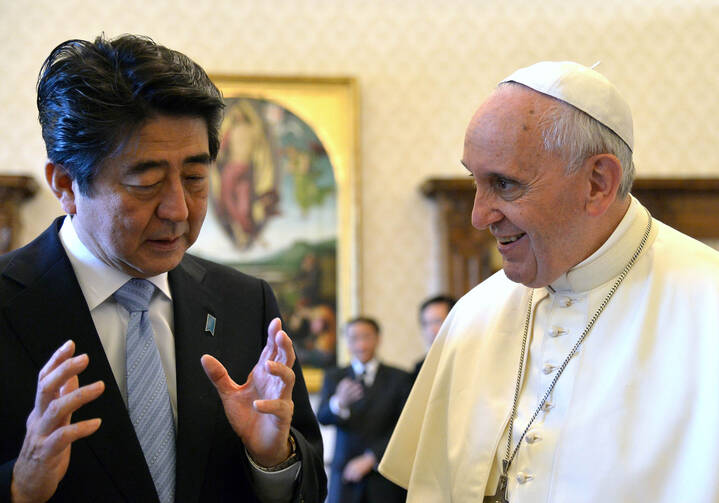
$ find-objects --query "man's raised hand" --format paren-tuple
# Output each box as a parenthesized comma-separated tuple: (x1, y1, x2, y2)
(201, 318, 296, 468)
(11, 340, 104, 503)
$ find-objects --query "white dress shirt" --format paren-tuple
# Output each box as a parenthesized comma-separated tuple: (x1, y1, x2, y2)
(59, 216, 178, 421)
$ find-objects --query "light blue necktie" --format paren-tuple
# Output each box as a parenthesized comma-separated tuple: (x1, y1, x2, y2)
(114, 278, 176, 503)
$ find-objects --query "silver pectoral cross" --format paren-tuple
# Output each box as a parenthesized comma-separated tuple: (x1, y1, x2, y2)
(483, 473, 508, 503)
(484, 460, 509, 503)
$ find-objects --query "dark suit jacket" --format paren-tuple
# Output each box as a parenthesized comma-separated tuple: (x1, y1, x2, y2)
(317, 363, 410, 503)
(0, 219, 326, 503)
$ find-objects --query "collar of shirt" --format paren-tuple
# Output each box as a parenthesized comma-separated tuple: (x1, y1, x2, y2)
(351, 357, 379, 386)
(547, 196, 652, 295)
(58, 215, 172, 306)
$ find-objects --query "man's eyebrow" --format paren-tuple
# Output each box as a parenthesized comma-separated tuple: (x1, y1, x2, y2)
(126, 153, 212, 174)
(185, 153, 212, 165)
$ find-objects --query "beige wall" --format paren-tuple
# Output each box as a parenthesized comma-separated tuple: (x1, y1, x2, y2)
(2, 0, 718, 369)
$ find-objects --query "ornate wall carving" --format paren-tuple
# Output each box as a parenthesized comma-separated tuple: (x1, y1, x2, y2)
(0, 175, 38, 254)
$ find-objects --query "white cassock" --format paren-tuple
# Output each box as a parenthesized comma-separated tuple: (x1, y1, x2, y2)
(379, 197, 719, 502)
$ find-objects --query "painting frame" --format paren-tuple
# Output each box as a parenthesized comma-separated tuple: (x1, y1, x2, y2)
(209, 75, 360, 391)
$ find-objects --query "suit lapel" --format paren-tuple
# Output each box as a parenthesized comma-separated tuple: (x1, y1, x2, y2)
(1, 220, 157, 501)
(169, 256, 221, 502)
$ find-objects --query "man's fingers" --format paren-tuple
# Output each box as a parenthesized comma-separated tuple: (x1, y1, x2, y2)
(59, 375, 79, 397)
(253, 398, 294, 419)
(44, 418, 103, 458)
(201, 354, 239, 394)
(264, 318, 281, 361)
(274, 330, 295, 368)
(38, 340, 75, 383)
(267, 317, 282, 338)
(265, 360, 295, 395)
(38, 381, 104, 434)
(339, 380, 362, 395)
(36, 354, 90, 412)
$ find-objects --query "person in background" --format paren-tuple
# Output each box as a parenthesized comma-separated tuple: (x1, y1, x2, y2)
(317, 317, 410, 503)
(0, 34, 326, 503)
(412, 295, 455, 380)
(379, 61, 719, 502)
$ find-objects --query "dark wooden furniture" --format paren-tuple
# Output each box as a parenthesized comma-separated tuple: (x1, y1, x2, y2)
(0, 175, 39, 254)
(421, 178, 719, 299)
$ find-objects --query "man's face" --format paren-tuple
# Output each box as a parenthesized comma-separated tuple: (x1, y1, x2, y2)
(420, 302, 450, 348)
(462, 86, 591, 287)
(69, 115, 210, 278)
(346, 321, 379, 364)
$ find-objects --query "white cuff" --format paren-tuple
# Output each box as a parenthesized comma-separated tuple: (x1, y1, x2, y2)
(329, 395, 351, 419)
(247, 452, 301, 503)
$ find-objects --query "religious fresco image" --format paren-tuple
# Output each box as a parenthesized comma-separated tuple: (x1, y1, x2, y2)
(191, 97, 338, 369)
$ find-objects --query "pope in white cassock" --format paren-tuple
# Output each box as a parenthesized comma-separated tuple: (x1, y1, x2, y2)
(378, 61, 719, 502)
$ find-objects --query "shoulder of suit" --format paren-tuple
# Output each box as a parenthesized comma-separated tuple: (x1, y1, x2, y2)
(180, 253, 270, 288)
(0, 218, 65, 297)
(378, 363, 412, 378)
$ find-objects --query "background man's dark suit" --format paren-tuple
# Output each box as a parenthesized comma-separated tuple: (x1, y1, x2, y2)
(317, 363, 410, 503)
(0, 219, 326, 502)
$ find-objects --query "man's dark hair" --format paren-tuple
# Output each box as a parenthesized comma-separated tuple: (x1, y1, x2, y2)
(419, 294, 456, 320)
(37, 33, 225, 195)
(345, 316, 381, 335)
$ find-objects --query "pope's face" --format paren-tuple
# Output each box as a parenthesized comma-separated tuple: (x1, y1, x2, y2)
(462, 86, 590, 287)
(69, 115, 210, 278)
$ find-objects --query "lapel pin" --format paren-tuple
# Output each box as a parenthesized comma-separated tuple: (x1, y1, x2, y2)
(205, 314, 216, 336)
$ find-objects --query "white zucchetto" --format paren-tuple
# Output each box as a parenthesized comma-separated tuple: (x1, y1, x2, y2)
(501, 61, 633, 151)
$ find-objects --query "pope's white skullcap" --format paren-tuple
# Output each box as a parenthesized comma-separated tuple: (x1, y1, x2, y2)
(500, 61, 633, 151)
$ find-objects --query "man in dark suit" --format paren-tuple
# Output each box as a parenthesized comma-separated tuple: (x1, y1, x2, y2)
(0, 34, 326, 503)
(317, 317, 410, 503)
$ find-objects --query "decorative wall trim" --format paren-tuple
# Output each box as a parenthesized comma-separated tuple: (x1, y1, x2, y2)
(0, 175, 38, 254)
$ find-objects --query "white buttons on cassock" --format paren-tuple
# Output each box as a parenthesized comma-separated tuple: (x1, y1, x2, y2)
(516, 472, 534, 484)
(542, 401, 554, 412)
(559, 297, 573, 307)
(542, 363, 556, 375)
(547, 326, 567, 337)
(525, 431, 542, 444)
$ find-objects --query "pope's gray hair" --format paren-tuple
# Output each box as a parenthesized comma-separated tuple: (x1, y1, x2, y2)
(499, 82, 635, 198)
(541, 102, 635, 198)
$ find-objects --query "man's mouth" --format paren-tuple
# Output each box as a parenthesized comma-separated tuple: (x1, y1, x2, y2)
(151, 235, 182, 243)
(146, 236, 183, 248)
(497, 233, 526, 245)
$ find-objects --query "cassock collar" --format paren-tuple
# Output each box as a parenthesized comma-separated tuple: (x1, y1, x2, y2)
(58, 215, 172, 310)
(547, 196, 652, 295)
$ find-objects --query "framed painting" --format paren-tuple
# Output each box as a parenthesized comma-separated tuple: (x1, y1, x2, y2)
(189, 75, 360, 392)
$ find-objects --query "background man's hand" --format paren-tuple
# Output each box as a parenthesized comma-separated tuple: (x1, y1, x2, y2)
(334, 378, 364, 409)
(342, 452, 377, 483)
(201, 318, 296, 467)
(11, 340, 104, 503)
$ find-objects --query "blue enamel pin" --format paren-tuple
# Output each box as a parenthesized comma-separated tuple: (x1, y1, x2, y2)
(205, 314, 216, 336)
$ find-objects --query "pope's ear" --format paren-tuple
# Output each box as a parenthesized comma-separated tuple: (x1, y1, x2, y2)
(45, 162, 78, 215)
(584, 154, 623, 217)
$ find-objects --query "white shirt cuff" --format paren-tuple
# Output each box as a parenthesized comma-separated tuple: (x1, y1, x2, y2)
(246, 452, 301, 503)
(329, 395, 351, 419)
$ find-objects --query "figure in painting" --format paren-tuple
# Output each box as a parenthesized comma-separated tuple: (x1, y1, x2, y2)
(214, 99, 280, 249)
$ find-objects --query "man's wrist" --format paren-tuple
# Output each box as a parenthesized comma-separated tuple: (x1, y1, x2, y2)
(248, 434, 299, 473)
